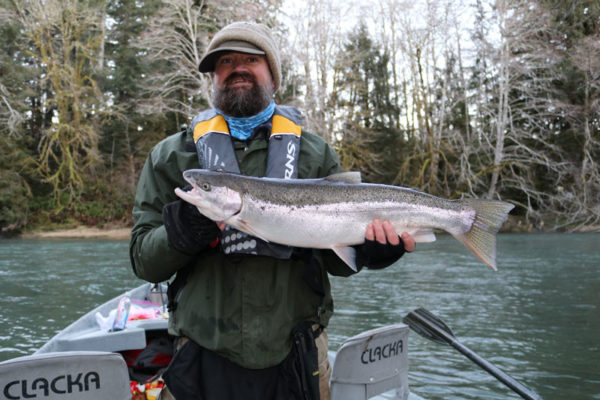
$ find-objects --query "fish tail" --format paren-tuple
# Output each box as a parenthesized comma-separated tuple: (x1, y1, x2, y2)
(456, 200, 514, 270)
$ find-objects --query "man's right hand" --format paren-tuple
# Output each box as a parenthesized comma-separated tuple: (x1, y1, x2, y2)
(163, 199, 220, 255)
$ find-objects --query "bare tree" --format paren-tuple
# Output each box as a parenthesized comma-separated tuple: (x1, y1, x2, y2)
(136, 0, 282, 125)
(476, 0, 573, 226)
(135, 0, 215, 122)
(555, 35, 600, 229)
(375, 0, 413, 132)
(283, 0, 347, 142)
(0, 83, 24, 135)
(380, 0, 467, 194)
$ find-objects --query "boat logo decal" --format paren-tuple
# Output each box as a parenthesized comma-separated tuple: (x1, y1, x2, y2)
(361, 339, 404, 364)
(3, 371, 100, 399)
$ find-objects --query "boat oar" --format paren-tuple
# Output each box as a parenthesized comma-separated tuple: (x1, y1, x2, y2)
(403, 308, 543, 400)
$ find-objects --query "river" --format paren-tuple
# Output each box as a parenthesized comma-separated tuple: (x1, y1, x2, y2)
(0, 233, 598, 399)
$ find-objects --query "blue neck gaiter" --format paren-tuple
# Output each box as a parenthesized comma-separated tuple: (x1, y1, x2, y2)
(216, 101, 276, 140)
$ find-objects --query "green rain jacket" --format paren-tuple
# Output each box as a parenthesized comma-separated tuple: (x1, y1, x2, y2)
(129, 120, 355, 369)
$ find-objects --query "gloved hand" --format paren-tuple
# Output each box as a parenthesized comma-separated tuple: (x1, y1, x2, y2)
(163, 198, 220, 255)
(355, 237, 407, 270)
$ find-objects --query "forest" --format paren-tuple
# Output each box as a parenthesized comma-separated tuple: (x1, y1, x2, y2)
(0, 0, 598, 235)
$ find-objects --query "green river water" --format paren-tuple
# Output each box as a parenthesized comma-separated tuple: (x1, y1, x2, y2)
(0, 233, 598, 399)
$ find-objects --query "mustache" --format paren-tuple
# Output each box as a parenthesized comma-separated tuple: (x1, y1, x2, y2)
(213, 78, 273, 117)
(224, 72, 256, 86)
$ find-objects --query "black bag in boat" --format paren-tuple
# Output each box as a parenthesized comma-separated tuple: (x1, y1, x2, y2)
(162, 323, 320, 400)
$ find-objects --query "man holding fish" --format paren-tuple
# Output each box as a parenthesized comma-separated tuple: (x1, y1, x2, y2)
(131, 21, 425, 400)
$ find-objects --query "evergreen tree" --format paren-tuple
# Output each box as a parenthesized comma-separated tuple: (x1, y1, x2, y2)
(101, 0, 164, 194)
(333, 23, 406, 184)
(0, 46, 31, 232)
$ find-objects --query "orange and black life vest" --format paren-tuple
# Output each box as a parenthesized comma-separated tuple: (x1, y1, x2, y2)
(189, 105, 303, 258)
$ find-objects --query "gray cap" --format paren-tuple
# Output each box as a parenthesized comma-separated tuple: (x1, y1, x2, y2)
(199, 22, 281, 92)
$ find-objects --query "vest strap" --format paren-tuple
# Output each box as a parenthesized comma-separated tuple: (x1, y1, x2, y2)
(191, 106, 302, 258)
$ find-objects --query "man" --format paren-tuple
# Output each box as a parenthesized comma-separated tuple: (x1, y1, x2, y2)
(129, 21, 415, 400)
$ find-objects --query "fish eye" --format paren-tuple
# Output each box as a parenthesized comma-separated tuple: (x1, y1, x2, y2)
(201, 183, 211, 191)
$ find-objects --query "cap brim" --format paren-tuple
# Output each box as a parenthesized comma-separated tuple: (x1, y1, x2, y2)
(198, 46, 266, 72)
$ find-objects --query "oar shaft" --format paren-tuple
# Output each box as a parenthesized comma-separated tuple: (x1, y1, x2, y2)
(404, 308, 543, 400)
(449, 339, 542, 400)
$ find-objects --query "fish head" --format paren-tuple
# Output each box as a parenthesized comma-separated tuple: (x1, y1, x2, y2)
(175, 169, 243, 222)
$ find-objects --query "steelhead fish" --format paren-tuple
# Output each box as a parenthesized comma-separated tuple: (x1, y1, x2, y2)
(175, 169, 514, 271)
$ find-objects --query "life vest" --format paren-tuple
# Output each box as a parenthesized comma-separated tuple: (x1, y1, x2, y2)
(190, 105, 302, 258)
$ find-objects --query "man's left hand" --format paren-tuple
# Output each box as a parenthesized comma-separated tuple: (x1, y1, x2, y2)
(365, 219, 416, 252)
(355, 219, 415, 270)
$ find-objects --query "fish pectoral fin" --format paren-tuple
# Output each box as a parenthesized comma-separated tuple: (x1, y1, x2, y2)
(331, 245, 358, 272)
(231, 220, 271, 243)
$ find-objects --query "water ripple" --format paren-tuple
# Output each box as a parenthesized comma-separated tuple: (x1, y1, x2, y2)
(1, 234, 599, 400)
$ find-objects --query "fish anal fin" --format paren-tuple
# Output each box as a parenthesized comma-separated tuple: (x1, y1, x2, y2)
(391, 227, 436, 243)
(331, 245, 358, 272)
(410, 230, 436, 243)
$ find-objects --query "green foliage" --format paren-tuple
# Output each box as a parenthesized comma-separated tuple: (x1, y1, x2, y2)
(0, 161, 31, 236)
(26, 173, 134, 230)
(0, 0, 599, 232)
(0, 13, 32, 234)
(74, 179, 133, 226)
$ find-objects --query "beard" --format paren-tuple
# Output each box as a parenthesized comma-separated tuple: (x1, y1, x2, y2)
(212, 72, 274, 117)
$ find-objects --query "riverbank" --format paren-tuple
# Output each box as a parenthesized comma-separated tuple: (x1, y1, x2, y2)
(16, 218, 598, 240)
(20, 226, 132, 240)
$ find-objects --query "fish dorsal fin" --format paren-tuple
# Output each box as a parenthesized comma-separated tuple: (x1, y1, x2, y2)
(325, 171, 362, 184)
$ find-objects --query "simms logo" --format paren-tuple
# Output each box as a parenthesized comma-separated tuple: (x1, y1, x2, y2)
(3, 371, 100, 399)
(360, 339, 404, 364)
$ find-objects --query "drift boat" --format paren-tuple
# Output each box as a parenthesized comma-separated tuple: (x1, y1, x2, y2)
(0, 283, 424, 400)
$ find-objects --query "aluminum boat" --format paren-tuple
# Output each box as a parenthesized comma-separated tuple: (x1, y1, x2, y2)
(0, 283, 424, 400)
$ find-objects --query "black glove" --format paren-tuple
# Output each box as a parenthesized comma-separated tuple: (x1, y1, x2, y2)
(163, 199, 220, 255)
(355, 237, 407, 270)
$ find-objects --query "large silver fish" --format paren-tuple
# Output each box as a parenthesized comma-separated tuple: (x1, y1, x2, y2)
(175, 169, 514, 271)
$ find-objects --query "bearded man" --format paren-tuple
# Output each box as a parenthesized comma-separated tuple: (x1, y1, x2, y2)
(129, 21, 414, 400)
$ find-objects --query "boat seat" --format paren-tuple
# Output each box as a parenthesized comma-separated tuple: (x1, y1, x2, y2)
(330, 323, 410, 400)
(0, 351, 131, 400)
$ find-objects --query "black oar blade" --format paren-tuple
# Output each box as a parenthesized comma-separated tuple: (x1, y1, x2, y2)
(403, 308, 544, 400)
(402, 307, 455, 345)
